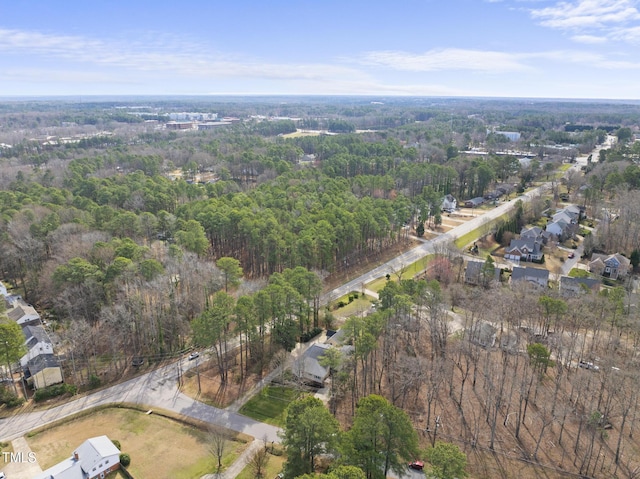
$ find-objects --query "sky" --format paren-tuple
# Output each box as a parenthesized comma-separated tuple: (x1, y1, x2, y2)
(1, 0, 640, 99)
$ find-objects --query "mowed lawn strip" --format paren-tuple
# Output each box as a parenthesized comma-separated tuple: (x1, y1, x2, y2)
(239, 386, 301, 427)
(26, 407, 248, 479)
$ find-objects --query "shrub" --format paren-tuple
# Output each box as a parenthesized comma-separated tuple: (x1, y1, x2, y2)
(0, 387, 24, 408)
(112, 439, 121, 450)
(120, 453, 131, 467)
(89, 374, 101, 389)
(34, 383, 77, 402)
(300, 327, 323, 343)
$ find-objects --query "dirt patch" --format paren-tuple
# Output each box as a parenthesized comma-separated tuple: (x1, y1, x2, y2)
(181, 359, 265, 408)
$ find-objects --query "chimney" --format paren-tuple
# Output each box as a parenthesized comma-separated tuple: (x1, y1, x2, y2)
(74, 451, 79, 461)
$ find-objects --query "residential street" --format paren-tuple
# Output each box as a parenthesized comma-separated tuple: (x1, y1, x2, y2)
(0, 357, 281, 444)
(0, 162, 592, 478)
(321, 183, 550, 305)
(0, 182, 550, 448)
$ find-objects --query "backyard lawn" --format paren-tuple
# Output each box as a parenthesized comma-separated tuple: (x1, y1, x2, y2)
(239, 386, 301, 427)
(26, 407, 249, 479)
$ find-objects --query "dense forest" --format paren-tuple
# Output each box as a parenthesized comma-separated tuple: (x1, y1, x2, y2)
(2, 97, 640, 478)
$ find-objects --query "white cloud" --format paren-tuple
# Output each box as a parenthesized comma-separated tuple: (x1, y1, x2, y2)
(530, 0, 640, 30)
(571, 34, 608, 43)
(0, 28, 368, 84)
(359, 48, 531, 73)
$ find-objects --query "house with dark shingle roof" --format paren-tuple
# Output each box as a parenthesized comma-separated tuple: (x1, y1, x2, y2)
(464, 260, 501, 286)
(559, 276, 600, 297)
(505, 239, 543, 262)
(511, 266, 549, 288)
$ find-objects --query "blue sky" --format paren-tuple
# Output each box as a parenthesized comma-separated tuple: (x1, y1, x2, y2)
(1, 0, 640, 99)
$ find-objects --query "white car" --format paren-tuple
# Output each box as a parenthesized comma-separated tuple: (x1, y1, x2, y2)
(188, 352, 200, 361)
(579, 360, 599, 371)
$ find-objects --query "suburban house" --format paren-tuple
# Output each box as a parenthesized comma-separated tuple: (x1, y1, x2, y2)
(0, 281, 63, 390)
(441, 194, 457, 212)
(464, 197, 485, 208)
(464, 260, 501, 286)
(23, 354, 63, 390)
(559, 276, 601, 297)
(511, 266, 549, 288)
(20, 325, 63, 390)
(545, 219, 571, 240)
(496, 183, 515, 197)
(468, 321, 497, 348)
(520, 226, 550, 245)
(545, 205, 581, 241)
(505, 238, 543, 262)
(293, 332, 353, 386)
(294, 343, 332, 385)
(588, 253, 631, 280)
(5, 300, 41, 326)
(33, 435, 121, 479)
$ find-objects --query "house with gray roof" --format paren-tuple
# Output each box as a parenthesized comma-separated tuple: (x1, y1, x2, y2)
(23, 353, 63, 390)
(521, 226, 551, 245)
(505, 239, 543, 262)
(559, 276, 600, 297)
(6, 301, 41, 326)
(464, 260, 501, 286)
(442, 194, 457, 212)
(293, 343, 332, 385)
(511, 266, 549, 288)
(33, 435, 121, 479)
(589, 253, 631, 280)
(464, 197, 485, 208)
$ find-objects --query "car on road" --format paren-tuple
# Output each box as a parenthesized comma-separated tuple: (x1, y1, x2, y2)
(409, 461, 424, 470)
(579, 360, 599, 371)
(0, 471, 6, 478)
(568, 252, 575, 259)
(188, 352, 200, 360)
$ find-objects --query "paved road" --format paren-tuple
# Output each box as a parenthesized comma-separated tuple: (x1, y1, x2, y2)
(321, 185, 550, 305)
(0, 358, 281, 445)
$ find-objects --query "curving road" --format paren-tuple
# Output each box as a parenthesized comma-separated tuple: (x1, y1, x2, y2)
(0, 357, 281, 444)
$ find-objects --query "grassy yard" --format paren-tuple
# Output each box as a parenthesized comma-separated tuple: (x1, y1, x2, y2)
(236, 449, 286, 479)
(239, 386, 301, 427)
(365, 255, 433, 292)
(331, 294, 375, 318)
(454, 213, 510, 250)
(26, 407, 249, 479)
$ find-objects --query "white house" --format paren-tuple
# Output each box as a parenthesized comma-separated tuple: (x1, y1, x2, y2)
(33, 435, 121, 479)
(441, 194, 457, 212)
(6, 300, 41, 326)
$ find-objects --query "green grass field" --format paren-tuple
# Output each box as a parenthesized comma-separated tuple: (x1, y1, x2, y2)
(238, 386, 301, 427)
(365, 255, 433, 292)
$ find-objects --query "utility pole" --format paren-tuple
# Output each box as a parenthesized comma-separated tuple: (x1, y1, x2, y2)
(4, 341, 17, 395)
(196, 357, 201, 394)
